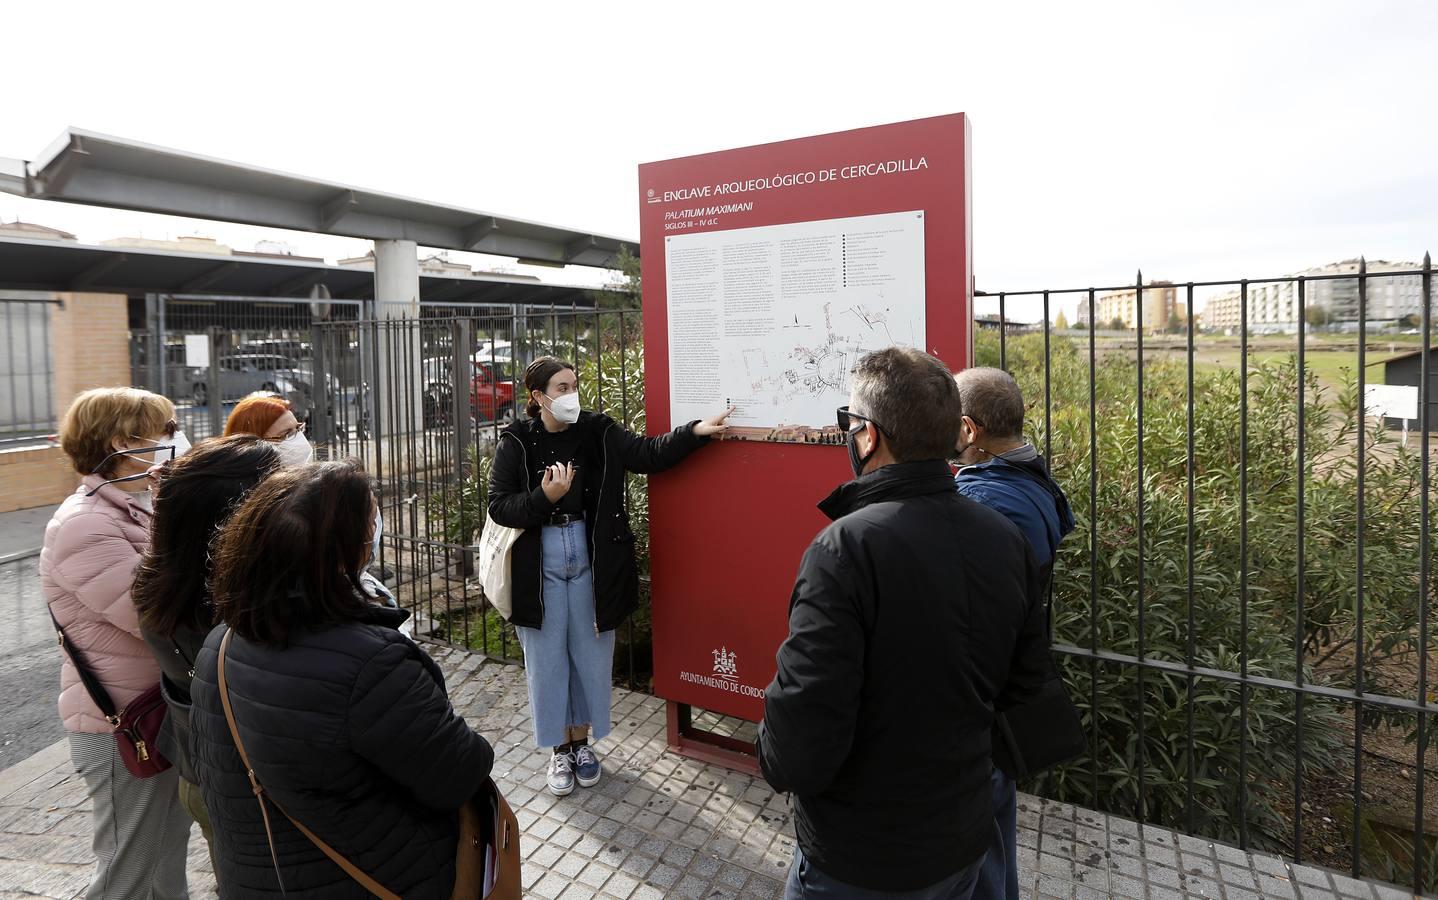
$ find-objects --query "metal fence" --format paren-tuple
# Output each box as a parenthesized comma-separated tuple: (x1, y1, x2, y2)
(982, 256, 1436, 890)
(118, 260, 1438, 889)
(309, 307, 649, 688)
(0, 295, 57, 446)
(130, 294, 365, 442)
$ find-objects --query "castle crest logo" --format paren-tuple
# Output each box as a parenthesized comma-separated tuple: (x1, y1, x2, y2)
(678, 644, 764, 699)
(712, 646, 738, 681)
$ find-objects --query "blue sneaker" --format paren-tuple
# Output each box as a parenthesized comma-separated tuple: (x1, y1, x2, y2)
(573, 745, 601, 788)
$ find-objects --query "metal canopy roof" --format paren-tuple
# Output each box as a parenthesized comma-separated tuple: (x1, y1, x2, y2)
(5, 128, 635, 268)
(0, 236, 610, 307)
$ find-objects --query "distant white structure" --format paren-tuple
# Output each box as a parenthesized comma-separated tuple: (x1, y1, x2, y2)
(101, 234, 232, 255)
(0, 220, 76, 242)
(1203, 259, 1427, 334)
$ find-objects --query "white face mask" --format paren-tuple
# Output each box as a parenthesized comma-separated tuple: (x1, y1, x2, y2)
(371, 509, 383, 563)
(128, 430, 190, 464)
(275, 432, 314, 467)
(544, 391, 581, 424)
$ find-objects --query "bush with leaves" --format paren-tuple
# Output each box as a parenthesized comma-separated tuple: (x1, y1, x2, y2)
(980, 327, 1432, 858)
(430, 447, 493, 547)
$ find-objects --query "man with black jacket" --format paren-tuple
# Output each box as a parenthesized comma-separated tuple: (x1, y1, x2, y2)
(757, 347, 1051, 899)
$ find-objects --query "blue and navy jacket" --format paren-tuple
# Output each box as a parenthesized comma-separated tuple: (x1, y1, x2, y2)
(955, 444, 1074, 573)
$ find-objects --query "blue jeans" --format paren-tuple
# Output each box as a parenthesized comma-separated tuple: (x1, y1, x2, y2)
(515, 521, 616, 748)
(785, 844, 985, 899)
(974, 769, 1019, 900)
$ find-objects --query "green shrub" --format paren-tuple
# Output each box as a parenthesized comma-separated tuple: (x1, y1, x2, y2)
(980, 327, 1430, 857)
(429, 447, 493, 547)
(437, 321, 1429, 861)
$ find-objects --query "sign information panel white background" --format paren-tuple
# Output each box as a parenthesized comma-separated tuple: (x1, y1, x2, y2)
(664, 210, 926, 437)
(184, 334, 210, 369)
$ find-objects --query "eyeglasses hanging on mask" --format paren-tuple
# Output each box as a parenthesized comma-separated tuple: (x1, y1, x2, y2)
(85, 420, 191, 496)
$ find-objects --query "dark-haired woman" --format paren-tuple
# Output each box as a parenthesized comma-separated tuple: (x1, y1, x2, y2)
(188, 461, 494, 897)
(488, 356, 730, 795)
(132, 434, 282, 874)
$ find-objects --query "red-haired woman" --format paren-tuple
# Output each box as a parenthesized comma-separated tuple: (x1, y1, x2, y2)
(224, 392, 311, 467)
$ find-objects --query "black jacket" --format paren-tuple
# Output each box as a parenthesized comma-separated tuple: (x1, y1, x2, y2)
(141, 616, 209, 784)
(757, 460, 1050, 892)
(189, 605, 494, 899)
(486, 411, 706, 631)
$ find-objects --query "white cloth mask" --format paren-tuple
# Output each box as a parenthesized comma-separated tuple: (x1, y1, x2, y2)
(546, 392, 581, 424)
(131, 430, 190, 464)
(276, 432, 314, 467)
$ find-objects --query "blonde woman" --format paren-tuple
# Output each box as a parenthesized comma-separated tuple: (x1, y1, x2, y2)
(41, 387, 193, 900)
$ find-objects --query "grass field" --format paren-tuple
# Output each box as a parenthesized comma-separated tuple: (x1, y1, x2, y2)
(1188, 348, 1383, 391)
(1052, 331, 1413, 393)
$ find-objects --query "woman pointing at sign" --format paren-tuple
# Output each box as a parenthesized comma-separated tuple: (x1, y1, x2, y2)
(487, 356, 732, 795)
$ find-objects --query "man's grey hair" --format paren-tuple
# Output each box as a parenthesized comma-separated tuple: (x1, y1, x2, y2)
(850, 347, 962, 462)
(953, 367, 1025, 441)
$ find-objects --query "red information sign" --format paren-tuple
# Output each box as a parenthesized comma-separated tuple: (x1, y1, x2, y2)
(639, 114, 972, 764)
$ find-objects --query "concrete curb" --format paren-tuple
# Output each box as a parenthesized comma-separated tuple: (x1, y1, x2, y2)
(0, 547, 41, 565)
(0, 737, 68, 803)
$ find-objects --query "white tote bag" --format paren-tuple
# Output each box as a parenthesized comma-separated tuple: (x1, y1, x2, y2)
(475, 517, 523, 620)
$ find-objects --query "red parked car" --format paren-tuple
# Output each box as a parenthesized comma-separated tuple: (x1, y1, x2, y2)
(468, 361, 516, 424)
(423, 359, 517, 427)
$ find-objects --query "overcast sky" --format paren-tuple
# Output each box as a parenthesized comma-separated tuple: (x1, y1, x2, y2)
(2, 1, 1434, 320)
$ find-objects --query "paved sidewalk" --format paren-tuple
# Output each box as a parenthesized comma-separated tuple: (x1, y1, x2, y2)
(0, 646, 1422, 899)
(0, 504, 56, 559)
(0, 557, 64, 770)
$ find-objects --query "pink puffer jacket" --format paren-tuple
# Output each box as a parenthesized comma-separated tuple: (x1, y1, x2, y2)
(40, 475, 158, 734)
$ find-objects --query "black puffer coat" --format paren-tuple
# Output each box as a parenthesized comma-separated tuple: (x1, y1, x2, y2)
(189, 604, 494, 898)
(486, 411, 706, 632)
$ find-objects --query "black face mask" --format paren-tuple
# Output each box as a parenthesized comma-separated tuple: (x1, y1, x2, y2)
(846, 427, 877, 479)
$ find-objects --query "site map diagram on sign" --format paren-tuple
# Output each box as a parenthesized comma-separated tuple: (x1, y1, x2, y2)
(665, 210, 926, 443)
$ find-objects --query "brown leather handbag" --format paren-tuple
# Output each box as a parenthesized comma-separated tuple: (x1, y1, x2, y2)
(217, 629, 521, 899)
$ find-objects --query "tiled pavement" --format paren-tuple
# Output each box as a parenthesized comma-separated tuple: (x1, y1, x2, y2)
(0, 645, 1424, 899)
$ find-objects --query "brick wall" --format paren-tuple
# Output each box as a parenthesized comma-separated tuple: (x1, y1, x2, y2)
(51, 292, 132, 416)
(0, 445, 77, 514)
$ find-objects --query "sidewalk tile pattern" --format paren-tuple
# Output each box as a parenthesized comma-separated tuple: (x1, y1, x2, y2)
(0, 647, 1424, 899)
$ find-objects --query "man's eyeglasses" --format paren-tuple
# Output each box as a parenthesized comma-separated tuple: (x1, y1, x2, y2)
(266, 421, 306, 443)
(836, 406, 890, 437)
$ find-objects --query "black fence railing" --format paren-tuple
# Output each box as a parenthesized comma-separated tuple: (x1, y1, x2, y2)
(129, 294, 365, 443)
(309, 308, 650, 689)
(306, 258, 1438, 891)
(981, 256, 1436, 891)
